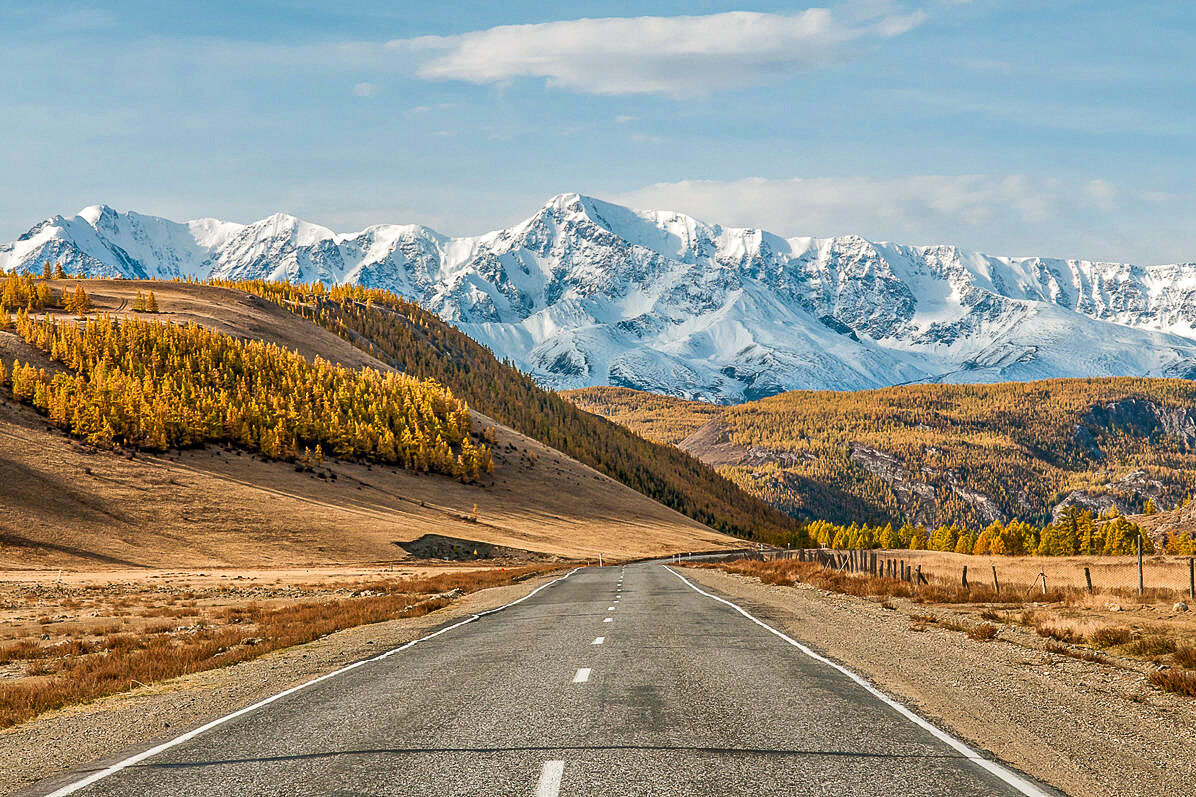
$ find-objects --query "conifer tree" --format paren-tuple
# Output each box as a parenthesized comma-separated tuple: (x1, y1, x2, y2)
(145, 291, 159, 313)
(69, 284, 90, 315)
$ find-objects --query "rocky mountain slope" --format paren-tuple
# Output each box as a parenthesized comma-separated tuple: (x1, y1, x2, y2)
(6, 195, 1196, 402)
(565, 382, 1196, 529)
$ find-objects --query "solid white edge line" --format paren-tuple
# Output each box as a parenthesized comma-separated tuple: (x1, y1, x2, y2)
(536, 759, 565, 797)
(664, 566, 1051, 797)
(43, 568, 583, 797)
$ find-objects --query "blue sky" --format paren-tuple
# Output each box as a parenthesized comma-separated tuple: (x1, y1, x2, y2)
(1, 1, 1193, 262)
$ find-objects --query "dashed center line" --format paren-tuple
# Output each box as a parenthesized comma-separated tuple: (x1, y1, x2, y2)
(573, 668, 591, 683)
(603, 617, 613, 623)
(593, 637, 605, 645)
(536, 760, 565, 797)
(608, 606, 616, 610)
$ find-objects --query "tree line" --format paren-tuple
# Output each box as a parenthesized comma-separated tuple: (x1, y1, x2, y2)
(799, 504, 1175, 557)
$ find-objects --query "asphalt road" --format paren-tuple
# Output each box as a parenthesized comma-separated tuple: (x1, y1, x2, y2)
(29, 564, 1057, 796)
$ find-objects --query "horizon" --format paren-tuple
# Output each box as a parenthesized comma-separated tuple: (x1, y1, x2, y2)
(13, 191, 1196, 267)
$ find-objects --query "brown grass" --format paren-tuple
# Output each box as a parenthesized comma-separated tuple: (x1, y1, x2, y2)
(694, 558, 1066, 605)
(698, 555, 1196, 679)
(1090, 626, 1135, 648)
(1174, 646, 1196, 668)
(0, 564, 557, 729)
(1127, 635, 1177, 657)
(1045, 641, 1107, 663)
(1149, 668, 1196, 697)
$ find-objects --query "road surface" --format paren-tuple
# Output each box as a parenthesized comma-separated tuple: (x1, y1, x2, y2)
(27, 564, 1058, 796)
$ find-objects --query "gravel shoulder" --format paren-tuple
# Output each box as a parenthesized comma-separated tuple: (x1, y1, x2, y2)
(683, 566, 1196, 797)
(0, 572, 566, 796)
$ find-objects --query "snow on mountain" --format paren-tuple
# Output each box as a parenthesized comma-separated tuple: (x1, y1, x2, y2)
(5, 193, 1196, 403)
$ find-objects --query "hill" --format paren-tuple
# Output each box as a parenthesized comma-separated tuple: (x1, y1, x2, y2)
(217, 279, 802, 541)
(565, 381, 1196, 530)
(0, 280, 741, 569)
(6, 195, 1196, 402)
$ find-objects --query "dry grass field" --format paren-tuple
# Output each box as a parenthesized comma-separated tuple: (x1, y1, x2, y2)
(697, 552, 1196, 698)
(893, 549, 1196, 596)
(0, 562, 561, 729)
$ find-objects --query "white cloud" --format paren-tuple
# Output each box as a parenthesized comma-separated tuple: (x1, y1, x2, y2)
(388, 8, 926, 96)
(352, 82, 378, 97)
(611, 175, 1194, 263)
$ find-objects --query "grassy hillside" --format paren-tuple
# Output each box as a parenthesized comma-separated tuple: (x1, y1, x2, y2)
(217, 280, 804, 542)
(0, 280, 738, 567)
(566, 381, 1196, 530)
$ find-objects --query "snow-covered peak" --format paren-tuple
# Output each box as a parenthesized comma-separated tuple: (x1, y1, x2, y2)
(5, 196, 1196, 401)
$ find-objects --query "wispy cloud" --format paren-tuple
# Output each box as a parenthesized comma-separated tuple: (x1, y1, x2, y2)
(613, 175, 1193, 263)
(388, 8, 926, 96)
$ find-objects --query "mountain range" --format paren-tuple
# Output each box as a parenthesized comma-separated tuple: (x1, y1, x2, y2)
(5, 193, 1196, 403)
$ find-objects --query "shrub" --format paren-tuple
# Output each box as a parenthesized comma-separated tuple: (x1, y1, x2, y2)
(1149, 668, 1196, 698)
(1088, 626, 1134, 649)
(1128, 635, 1177, 657)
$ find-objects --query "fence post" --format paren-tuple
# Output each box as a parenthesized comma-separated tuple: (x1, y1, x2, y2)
(1040, 571, 1047, 596)
(1137, 535, 1144, 597)
(1190, 558, 1194, 600)
(871, 552, 878, 576)
(1084, 566, 1093, 593)
(962, 565, 968, 589)
(991, 565, 999, 595)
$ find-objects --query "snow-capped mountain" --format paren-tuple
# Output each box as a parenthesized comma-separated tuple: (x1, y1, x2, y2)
(6, 194, 1196, 403)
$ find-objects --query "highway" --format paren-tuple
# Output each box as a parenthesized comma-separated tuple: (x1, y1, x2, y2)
(28, 564, 1057, 796)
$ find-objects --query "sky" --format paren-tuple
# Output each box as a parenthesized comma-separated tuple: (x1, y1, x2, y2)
(1, 0, 1193, 263)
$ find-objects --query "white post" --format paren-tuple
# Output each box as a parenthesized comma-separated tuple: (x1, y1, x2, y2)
(598, 553, 603, 567)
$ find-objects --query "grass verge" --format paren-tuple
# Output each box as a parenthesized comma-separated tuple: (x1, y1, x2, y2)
(0, 565, 556, 729)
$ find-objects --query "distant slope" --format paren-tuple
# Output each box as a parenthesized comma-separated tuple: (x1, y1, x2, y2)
(0, 281, 738, 568)
(218, 280, 803, 541)
(566, 381, 1196, 529)
(6, 195, 1196, 402)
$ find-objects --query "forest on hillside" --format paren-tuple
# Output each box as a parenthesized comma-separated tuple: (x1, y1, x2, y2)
(214, 279, 803, 541)
(567, 381, 1196, 533)
(0, 298, 490, 481)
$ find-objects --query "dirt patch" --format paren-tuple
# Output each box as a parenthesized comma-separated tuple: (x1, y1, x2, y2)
(395, 534, 558, 562)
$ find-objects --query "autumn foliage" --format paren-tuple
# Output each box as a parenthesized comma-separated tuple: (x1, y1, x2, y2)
(212, 279, 803, 540)
(1, 311, 491, 480)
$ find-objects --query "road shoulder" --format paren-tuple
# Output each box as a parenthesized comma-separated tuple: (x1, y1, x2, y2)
(682, 566, 1196, 797)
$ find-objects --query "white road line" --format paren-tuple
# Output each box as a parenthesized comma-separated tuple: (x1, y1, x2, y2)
(608, 606, 616, 610)
(603, 617, 613, 623)
(536, 760, 565, 797)
(42, 569, 583, 797)
(573, 667, 592, 683)
(593, 637, 605, 645)
(665, 566, 1051, 797)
